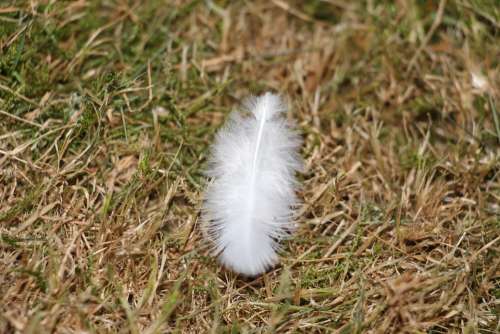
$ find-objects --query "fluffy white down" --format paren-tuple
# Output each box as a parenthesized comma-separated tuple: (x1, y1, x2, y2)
(203, 93, 301, 276)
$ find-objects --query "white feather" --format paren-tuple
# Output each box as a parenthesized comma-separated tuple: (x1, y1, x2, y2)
(202, 92, 302, 276)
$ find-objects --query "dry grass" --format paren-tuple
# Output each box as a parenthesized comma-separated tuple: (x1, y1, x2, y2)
(1, 0, 499, 333)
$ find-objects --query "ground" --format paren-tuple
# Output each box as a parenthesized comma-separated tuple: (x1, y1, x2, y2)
(0, 0, 499, 333)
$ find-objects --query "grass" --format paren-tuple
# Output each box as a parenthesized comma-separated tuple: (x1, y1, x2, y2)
(0, 0, 499, 333)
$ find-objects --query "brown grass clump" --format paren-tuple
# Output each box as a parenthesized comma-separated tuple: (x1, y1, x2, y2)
(0, 1, 499, 333)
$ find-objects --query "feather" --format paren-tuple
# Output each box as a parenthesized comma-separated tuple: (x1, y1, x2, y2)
(202, 92, 302, 276)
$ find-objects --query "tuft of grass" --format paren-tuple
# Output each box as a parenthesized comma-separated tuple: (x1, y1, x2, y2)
(1, 0, 499, 333)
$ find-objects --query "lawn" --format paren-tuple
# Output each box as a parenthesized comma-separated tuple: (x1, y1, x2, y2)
(0, 0, 499, 333)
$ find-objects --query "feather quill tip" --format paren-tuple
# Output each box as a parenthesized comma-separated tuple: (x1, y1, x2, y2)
(202, 92, 302, 276)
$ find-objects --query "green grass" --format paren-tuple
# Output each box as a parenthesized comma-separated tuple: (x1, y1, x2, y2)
(1, 0, 499, 333)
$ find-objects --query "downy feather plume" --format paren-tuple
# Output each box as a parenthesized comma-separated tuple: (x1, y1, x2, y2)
(202, 92, 302, 276)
